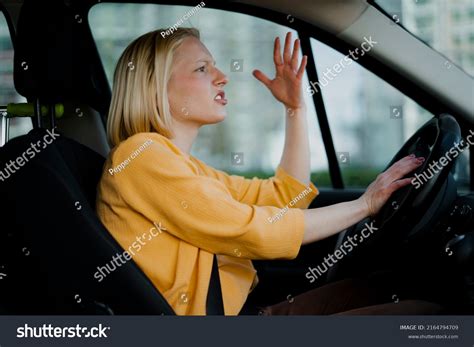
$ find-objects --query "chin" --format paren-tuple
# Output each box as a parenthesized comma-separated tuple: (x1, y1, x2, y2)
(215, 112, 226, 122)
(205, 112, 226, 124)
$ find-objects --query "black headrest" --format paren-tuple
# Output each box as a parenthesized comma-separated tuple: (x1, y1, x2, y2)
(13, 0, 109, 113)
(0, 129, 174, 314)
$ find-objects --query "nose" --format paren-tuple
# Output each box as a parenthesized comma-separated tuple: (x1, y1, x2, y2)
(214, 68, 228, 87)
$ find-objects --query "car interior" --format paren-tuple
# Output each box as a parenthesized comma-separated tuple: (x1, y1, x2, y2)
(0, 0, 473, 315)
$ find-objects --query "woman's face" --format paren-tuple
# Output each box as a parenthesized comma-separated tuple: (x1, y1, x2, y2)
(168, 36, 228, 126)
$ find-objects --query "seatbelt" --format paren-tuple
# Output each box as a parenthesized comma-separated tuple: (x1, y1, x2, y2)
(206, 254, 224, 315)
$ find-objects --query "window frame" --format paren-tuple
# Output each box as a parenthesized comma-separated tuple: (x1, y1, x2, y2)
(86, 0, 473, 191)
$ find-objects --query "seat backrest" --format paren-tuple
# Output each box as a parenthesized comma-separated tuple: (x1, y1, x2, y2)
(14, 0, 110, 114)
(13, 0, 111, 157)
(0, 128, 175, 314)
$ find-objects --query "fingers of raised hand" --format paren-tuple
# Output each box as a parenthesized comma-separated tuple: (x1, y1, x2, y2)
(274, 37, 283, 66)
(275, 33, 305, 78)
(297, 55, 307, 80)
(290, 39, 300, 71)
(252, 69, 272, 88)
(283, 32, 292, 64)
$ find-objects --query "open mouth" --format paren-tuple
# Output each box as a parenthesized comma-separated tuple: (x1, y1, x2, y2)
(214, 91, 228, 105)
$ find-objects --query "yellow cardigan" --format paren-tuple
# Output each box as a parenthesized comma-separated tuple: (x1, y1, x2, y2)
(96, 132, 318, 315)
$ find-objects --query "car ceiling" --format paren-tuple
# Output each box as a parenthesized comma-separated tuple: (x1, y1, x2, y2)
(233, 0, 369, 34)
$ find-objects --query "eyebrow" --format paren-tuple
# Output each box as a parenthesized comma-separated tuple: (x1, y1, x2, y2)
(196, 59, 216, 65)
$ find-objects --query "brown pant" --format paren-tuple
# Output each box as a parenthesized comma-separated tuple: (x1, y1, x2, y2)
(257, 278, 442, 315)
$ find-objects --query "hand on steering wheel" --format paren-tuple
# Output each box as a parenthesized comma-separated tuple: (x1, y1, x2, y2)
(359, 154, 425, 217)
(326, 115, 462, 282)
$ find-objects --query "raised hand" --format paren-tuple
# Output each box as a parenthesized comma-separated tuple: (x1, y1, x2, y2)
(252, 32, 307, 110)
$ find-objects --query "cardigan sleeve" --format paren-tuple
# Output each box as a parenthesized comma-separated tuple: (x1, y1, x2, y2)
(190, 157, 319, 209)
(113, 137, 308, 260)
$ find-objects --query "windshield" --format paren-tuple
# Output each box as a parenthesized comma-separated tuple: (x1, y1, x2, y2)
(375, 0, 474, 77)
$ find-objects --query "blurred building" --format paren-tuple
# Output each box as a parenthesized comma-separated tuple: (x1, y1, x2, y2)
(402, 0, 474, 76)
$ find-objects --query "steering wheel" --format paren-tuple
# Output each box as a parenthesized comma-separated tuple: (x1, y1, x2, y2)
(327, 114, 462, 279)
(373, 114, 461, 230)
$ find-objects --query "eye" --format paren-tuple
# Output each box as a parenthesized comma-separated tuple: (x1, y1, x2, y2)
(196, 65, 206, 72)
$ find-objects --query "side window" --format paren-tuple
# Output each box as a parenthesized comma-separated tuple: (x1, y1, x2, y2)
(89, 4, 331, 186)
(310, 38, 470, 190)
(0, 11, 32, 141)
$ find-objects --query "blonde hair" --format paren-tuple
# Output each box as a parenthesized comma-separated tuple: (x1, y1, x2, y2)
(107, 27, 200, 147)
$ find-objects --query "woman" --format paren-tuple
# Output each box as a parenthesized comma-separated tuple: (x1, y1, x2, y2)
(96, 28, 439, 315)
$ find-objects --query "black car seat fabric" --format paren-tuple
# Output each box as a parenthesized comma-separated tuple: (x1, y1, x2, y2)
(0, 128, 175, 314)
